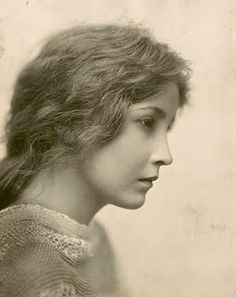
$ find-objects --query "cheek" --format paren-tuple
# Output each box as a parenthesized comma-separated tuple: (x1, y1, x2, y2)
(115, 132, 151, 169)
(96, 134, 150, 177)
(84, 126, 151, 187)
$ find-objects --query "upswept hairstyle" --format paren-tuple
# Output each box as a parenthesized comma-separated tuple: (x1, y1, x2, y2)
(0, 24, 191, 209)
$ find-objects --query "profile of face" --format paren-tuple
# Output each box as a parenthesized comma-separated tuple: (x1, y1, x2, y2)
(77, 82, 179, 210)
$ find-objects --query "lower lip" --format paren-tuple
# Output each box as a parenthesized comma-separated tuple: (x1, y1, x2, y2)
(138, 180, 153, 190)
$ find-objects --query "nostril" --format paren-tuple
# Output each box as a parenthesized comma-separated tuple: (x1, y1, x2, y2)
(156, 155, 173, 166)
(155, 160, 165, 166)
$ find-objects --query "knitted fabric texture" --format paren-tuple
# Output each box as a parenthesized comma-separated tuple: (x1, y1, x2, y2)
(0, 204, 127, 297)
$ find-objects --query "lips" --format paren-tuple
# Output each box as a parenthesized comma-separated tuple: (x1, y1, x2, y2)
(139, 176, 158, 182)
(139, 180, 153, 188)
(139, 176, 158, 189)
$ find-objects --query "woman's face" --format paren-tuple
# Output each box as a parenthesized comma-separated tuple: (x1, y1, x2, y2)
(78, 82, 179, 209)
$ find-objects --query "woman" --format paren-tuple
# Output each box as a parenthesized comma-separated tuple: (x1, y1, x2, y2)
(0, 24, 190, 296)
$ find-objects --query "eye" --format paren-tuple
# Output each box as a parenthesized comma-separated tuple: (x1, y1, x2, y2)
(139, 117, 155, 130)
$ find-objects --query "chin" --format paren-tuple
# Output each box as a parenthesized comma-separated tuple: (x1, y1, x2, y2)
(112, 192, 146, 210)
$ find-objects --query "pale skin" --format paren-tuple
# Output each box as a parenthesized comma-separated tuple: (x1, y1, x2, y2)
(15, 82, 179, 225)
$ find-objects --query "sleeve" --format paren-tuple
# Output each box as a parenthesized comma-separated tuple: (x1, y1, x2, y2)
(0, 242, 77, 297)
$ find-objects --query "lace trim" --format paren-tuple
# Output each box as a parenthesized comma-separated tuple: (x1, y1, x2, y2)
(0, 242, 9, 261)
(39, 282, 77, 297)
(37, 226, 93, 260)
(0, 222, 93, 261)
(0, 204, 89, 231)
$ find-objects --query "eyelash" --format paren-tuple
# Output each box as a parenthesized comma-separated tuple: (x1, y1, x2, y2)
(167, 121, 174, 132)
(139, 117, 155, 130)
(139, 117, 175, 132)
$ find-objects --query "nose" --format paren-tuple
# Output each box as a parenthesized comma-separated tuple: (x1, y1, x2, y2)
(150, 136, 173, 166)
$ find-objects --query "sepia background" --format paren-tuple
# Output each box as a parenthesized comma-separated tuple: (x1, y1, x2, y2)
(0, 1, 235, 296)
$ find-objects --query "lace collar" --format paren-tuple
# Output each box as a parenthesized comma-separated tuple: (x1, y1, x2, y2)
(0, 203, 91, 240)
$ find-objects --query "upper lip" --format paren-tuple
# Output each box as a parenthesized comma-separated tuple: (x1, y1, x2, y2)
(139, 176, 158, 182)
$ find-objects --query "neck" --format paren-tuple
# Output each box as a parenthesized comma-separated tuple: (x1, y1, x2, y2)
(14, 167, 106, 225)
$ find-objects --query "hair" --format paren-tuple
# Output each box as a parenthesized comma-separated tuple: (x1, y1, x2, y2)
(0, 23, 191, 209)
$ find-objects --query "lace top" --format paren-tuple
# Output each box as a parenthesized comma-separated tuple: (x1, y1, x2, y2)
(0, 204, 128, 297)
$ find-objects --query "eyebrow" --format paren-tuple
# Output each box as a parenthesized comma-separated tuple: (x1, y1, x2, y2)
(136, 106, 167, 119)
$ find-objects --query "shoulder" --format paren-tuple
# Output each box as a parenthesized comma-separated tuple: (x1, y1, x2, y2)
(0, 240, 77, 297)
(0, 204, 91, 297)
(0, 205, 131, 297)
(0, 204, 91, 263)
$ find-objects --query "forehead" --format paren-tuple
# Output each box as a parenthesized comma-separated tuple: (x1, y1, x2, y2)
(130, 82, 180, 119)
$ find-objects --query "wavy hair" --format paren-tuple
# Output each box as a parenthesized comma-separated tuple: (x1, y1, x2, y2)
(0, 24, 191, 209)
